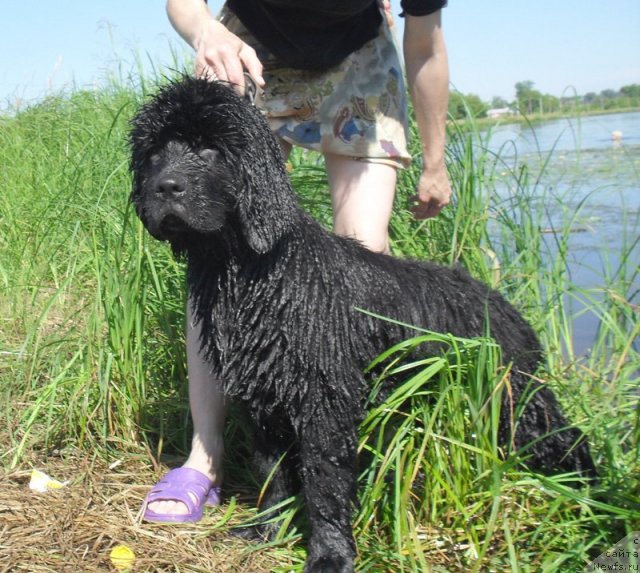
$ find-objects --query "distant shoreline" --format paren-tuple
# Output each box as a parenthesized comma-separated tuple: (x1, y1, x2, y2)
(453, 106, 640, 128)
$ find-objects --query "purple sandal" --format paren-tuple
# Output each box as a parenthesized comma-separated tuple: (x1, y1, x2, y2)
(143, 467, 221, 523)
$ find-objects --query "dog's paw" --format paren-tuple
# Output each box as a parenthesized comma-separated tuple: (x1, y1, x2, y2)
(230, 522, 279, 542)
(303, 554, 354, 573)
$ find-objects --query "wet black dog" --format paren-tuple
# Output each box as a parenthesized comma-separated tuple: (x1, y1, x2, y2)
(130, 78, 594, 572)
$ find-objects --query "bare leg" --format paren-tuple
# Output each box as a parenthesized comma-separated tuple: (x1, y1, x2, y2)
(325, 154, 397, 254)
(183, 298, 226, 482)
(146, 138, 291, 518)
(146, 298, 226, 516)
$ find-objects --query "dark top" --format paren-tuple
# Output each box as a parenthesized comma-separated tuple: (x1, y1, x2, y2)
(224, 0, 447, 70)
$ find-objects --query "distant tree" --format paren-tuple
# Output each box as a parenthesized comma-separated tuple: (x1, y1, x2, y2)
(490, 96, 509, 109)
(515, 81, 535, 99)
(599, 89, 618, 99)
(448, 91, 488, 120)
(560, 96, 579, 112)
(614, 84, 640, 109)
(450, 82, 637, 120)
(541, 94, 560, 113)
(583, 92, 598, 104)
(515, 80, 542, 114)
(620, 84, 640, 98)
(464, 93, 488, 118)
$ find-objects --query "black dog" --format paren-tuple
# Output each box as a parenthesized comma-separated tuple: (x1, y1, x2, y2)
(130, 78, 594, 572)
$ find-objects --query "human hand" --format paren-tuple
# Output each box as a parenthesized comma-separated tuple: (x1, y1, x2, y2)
(194, 20, 264, 95)
(409, 164, 451, 219)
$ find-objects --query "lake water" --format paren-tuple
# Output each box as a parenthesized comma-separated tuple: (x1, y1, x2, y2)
(484, 111, 640, 356)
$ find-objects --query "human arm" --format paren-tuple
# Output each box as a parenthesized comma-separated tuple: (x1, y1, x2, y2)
(403, 11, 451, 219)
(166, 0, 264, 91)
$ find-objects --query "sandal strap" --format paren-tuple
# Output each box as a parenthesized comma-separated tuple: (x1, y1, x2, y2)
(144, 467, 213, 516)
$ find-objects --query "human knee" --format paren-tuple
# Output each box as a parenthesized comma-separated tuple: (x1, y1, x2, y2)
(332, 217, 389, 253)
(327, 158, 396, 253)
(353, 230, 390, 254)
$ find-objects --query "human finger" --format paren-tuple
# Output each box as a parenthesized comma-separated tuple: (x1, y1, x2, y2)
(409, 194, 444, 220)
(195, 47, 224, 81)
(239, 44, 265, 88)
(217, 45, 246, 93)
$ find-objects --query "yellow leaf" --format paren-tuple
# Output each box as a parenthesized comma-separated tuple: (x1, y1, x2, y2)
(110, 544, 135, 571)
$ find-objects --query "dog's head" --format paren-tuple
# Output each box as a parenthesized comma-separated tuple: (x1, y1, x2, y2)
(129, 77, 296, 254)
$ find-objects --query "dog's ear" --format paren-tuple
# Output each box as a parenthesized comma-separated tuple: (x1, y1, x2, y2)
(236, 151, 296, 253)
(220, 97, 298, 253)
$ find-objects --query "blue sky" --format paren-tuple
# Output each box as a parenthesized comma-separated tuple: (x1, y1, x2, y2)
(1, 1, 638, 110)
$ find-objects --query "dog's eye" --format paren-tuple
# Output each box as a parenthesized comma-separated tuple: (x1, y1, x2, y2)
(199, 149, 218, 163)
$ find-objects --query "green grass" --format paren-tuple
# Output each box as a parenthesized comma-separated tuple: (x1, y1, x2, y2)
(1, 74, 638, 572)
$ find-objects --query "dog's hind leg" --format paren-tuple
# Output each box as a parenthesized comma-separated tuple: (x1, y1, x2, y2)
(501, 373, 596, 478)
(297, 410, 359, 573)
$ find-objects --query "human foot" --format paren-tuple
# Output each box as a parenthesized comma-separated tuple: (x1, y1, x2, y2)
(143, 467, 221, 523)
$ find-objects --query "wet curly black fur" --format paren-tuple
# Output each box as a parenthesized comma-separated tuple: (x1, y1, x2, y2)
(130, 77, 595, 573)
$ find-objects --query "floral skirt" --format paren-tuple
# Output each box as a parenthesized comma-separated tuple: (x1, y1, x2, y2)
(219, 3, 411, 168)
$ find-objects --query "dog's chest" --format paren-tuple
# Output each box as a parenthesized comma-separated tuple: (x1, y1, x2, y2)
(193, 253, 405, 413)
(198, 266, 305, 398)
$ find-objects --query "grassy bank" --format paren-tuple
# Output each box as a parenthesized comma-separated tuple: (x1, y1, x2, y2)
(0, 77, 638, 572)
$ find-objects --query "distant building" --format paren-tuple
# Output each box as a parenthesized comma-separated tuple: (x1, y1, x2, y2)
(486, 107, 515, 119)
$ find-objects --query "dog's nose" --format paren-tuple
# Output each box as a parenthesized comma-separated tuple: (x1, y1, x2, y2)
(155, 176, 185, 196)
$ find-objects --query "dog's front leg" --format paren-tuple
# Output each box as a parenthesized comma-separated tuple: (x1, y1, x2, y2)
(234, 427, 298, 541)
(298, 413, 358, 573)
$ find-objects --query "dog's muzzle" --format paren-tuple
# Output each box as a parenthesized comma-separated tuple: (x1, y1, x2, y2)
(141, 173, 192, 240)
(154, 173, 187, 198)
